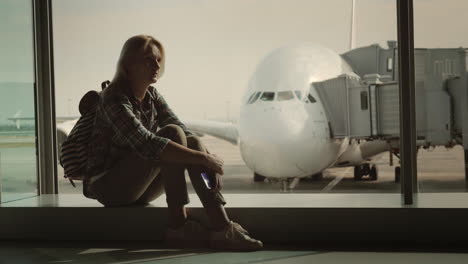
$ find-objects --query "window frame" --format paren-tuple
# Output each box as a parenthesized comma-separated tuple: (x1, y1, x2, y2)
(30, 0, 418, 202)
(33, 0, 58, 195)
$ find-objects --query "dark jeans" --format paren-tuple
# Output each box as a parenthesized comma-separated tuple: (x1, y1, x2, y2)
(87, 124, 226, 208)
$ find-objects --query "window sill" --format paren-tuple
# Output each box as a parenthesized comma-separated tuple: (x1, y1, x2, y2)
(1, 193, 468, 243)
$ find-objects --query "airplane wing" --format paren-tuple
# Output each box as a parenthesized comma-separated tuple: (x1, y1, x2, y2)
(55, 118, 240, 150)
(181, 118, 239, 145)
(8, 116, 78, 122)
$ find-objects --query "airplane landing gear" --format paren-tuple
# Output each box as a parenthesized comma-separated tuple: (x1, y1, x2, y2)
(370, 165, 378, 181)
(354, 165, 363, 181)
(390, 147, 401, 183)
(253, 173, 267, 182)
(394, 166, 401, 183)
(354, 164, 378, 181)
(304, 172, 324, 181)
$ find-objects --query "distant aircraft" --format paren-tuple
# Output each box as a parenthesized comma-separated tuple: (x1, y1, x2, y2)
(8, 114, 78, 130)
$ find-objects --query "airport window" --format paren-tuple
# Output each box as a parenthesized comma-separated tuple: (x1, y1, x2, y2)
(248, 91, 262, 104)
(51, 0, 407, 198)
(307, 94, 317, 103)
(11, 1, 468, 250)
(0, 0, 38, 202)
(294, 90, 302, 100)
(12, 3, 468, 247)
(277, 91, 295, 101)
(259, 92, 275, 102)
(360, 91, 368, 110)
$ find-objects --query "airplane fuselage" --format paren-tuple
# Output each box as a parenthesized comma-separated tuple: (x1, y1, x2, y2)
(238, 44, 356, 178)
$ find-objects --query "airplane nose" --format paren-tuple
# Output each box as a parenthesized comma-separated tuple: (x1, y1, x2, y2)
(242, 108, 295, 142)
(239, 107, 309, 177)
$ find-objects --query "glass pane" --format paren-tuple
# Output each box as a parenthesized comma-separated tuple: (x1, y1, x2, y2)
(294, 90, 303, 100)
(245, 92, 257, 104)
(248, 92, 261, 105)
(259, 92, 275, 102)
(360, 91, 368, 110)
(53, 0, 400, 196)
(307, 94, 317, 103)
(0, 0, 38, 202)
(414, 0, 468, 193)
(277, 91, 295, 101)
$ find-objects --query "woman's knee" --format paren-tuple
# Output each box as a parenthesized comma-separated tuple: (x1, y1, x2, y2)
(187, 135, 206, 152)
(157, 124, 187, 147)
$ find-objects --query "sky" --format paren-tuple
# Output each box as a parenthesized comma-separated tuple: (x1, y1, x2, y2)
(1, 0, 468, 121)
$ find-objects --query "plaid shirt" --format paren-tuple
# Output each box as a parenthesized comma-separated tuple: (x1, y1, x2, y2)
(85, 84, 193, 180)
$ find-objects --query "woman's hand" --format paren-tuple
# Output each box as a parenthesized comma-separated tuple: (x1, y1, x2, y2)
(202, 148, 223, 192)
(202, 153, 224, 175)
(201, 152, 224, 192)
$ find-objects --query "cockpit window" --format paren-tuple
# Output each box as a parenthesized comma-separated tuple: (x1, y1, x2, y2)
(294, 90, 302, 100)
(260, 92, 275, 101)
(277, 91, 295, 101)
(247, 91, 261, 104)
(250, 92, 262, 104)
(307, 94, 317, 103)
(246, 92, 256, 104)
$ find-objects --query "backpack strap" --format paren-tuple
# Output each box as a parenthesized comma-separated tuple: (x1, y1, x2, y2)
(62, 80, 110, 188)
(101, 80, 110, 90)
(78, 80, 109, 115)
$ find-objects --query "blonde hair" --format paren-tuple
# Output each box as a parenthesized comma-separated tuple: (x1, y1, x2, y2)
(112, 34, 165, 83)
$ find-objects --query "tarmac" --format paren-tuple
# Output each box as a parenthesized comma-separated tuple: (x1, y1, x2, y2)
(57, 135, 468, 194)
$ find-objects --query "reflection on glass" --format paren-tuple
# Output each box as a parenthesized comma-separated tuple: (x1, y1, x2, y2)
(414, 0, 468, 193)
(0, 0, 37, 202)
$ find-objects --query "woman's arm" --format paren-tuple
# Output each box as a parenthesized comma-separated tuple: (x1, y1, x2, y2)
(101, 89, 223, 173)
(152, 88, 194, 136)
(159, 141, 224, 175)
(100, 90, 171, 161)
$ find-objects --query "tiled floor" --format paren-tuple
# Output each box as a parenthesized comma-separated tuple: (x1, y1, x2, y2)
(1, 242, 468, 264)
(3, 194, 468, 263)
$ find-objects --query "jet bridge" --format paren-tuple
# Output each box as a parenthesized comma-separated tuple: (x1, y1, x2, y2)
(315, 47, 467, 149)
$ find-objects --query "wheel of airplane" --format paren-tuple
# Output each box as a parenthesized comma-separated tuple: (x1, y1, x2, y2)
(394, 166, 401, 183)
(370, 165, 378, 181)
(363, 163, 371, 176)
(354, 166, 363, 181)
(253, 173, 267, 182)
(310, 173, 324, 181)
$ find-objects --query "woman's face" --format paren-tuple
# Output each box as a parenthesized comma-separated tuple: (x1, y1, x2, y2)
(128, 44, 162, 84)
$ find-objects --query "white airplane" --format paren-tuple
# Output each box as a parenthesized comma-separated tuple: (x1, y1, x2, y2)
(183, 44, 389, 188)
(56, 44, 391, 189)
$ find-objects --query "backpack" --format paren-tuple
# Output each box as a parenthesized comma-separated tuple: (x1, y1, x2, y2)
(59, 80, 110, 187)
